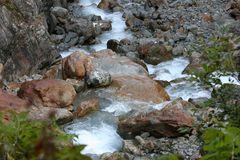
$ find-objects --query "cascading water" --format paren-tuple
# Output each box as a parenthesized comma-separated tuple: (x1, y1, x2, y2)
(61, 0, 132, 58)
(147, 57, 212, 100)
(62, 0, 239, 158)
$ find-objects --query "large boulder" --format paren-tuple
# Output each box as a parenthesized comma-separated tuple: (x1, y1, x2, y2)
(62, 51, 93, 80)
(109, 76, 170, 103)
(92, 50, 148, 77)
(18, 79, 76, 108)
(118, 100, 194, 139)
(0, 1, 58, 81)
(0, 90, 29, 112)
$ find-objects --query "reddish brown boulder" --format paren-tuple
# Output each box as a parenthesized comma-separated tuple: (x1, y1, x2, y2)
(110, 76, 170, 103)
(0, 90, 29, 112)
(18, 79, 76, 108)
(118, 100, 194, 139)
(74, 98, 99, 117)
(62, 51, 93, 80)
(138, 42, 172, 65)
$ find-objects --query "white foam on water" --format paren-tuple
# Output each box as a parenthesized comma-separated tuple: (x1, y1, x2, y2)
(64, 112, 122, 155)
(152, 101, 171, 110)
(60, 47, 90, 58)
(103, 101, 132, 116)
(79, 3, 132, 51)
(211, 72, 240, 86)
(72, 123, 122, 155)
(147, 57, 211, 100)
(79, 0, 101, 6)
(147, 57, 189, 81)
(166, 81, 211, 101)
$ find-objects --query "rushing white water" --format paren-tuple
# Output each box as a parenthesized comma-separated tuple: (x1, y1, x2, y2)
(147, 57, 189, 81)
(60, 47, 90, 58)
(62, 0, 239, 157)
(147, 57, 212, 100)
(64, 112, 122, 155)
(78, 0, 132, 51)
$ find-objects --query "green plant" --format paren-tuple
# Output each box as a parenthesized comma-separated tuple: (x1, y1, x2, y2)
(192, 27, 239, 87)
(156, 154, 183, 160)
(0, 112, 91, 160)
(201, 127, 240, 160)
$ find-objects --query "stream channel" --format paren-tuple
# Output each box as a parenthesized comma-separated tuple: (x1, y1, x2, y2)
(60, 0, 239, 159)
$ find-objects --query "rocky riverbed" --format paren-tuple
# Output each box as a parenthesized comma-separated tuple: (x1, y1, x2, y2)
(0, 0, 240, 159)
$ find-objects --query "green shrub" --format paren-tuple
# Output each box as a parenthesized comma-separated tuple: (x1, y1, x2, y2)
(0, 112, 91, 160)
(201, 127, 240, 160)
(156, 154, 183, 160)
(192, 33, 238, 88)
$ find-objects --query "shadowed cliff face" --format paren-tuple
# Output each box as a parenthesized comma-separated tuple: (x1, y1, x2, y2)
(0, 0, 59, 81)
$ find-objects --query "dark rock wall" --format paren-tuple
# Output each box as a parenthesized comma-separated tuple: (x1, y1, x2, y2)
(0, 0, 60, 81)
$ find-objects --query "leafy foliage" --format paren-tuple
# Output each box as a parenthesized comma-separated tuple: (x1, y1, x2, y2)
(0, 112, 91, 160)
(191, 29, 239, 87)
(156, 154, 183, 160)
(201, 127, 240, 160)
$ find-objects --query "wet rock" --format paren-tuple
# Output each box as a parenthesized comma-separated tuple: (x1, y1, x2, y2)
(98, 20, 112, 31)
(92, 50, 148, 77)
(110, 76, 170, 103)
(28, 106, 73, 124)
(86, 69, 112, 87)
(18, 79, 76, 108)
(62, 51, 93, 80)
(74, 98, 99, 118)
(0, 90, 29, 112)
(118, 100, 194, 139)
(138, 41, 173, 65)
(107, 39, 120, 52)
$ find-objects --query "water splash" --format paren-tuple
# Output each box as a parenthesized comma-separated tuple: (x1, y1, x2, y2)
(64, 112, 122, 155)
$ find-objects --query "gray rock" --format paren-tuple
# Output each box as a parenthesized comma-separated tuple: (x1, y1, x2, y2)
(0, 1, 57, 81)
(87, 69, 112, 87)
(51, 6, 69, 18)
(28, 106, 73, 125)
(64, 32, 79, 47)
(173, 45, 185, 56)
